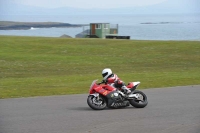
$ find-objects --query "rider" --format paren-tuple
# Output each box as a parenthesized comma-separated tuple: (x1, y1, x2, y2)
(101, 68, 131, 94)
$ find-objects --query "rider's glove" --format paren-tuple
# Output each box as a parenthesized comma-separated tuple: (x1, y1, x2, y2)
(102, 79, 107, 83)
(97, 80, 107, 85)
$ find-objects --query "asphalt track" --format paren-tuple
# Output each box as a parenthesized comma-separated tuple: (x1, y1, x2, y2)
(0, 85, 200, 133)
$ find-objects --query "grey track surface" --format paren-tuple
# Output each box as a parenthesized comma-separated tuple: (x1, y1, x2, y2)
(0, 85, 200, 133)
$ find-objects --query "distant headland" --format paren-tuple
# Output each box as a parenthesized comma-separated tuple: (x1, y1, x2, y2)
(0, 21, 83, 30)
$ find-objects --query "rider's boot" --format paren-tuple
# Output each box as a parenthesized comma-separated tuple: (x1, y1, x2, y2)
(122, 86, 131, 95)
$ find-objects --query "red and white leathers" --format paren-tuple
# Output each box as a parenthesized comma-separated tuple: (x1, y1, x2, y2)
(106, 74, 131, 94)
(101, 68, 131, 94)
(107, 74, 121, 84)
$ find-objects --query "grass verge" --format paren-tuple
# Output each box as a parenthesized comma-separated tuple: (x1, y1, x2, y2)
(0, 36, 200, 98)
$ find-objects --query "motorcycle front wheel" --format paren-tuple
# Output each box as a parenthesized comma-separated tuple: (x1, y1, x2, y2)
(87, 95, 107, 110)
(129, 90, 148, 108)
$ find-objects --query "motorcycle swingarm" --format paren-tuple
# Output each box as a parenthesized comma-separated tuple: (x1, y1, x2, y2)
(127, 94, 140, 99)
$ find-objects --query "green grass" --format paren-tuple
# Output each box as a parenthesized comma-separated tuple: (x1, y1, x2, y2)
(0, 36, 200, 98)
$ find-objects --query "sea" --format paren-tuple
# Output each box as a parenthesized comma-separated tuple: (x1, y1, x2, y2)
(0, 13, 200, 40)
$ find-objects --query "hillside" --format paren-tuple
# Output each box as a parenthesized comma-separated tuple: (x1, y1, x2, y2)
(0, 21, 82, 30)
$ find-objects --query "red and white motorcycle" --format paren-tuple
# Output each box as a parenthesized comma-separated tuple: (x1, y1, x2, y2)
(87, 80, 148, 110)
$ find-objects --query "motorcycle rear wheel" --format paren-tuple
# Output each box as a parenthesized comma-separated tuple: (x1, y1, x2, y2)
(129, 90, 148, 108)
(87, 95, 107, 110)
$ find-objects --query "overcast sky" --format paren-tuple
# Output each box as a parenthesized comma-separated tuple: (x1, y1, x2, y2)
(12, 0, 167, 9)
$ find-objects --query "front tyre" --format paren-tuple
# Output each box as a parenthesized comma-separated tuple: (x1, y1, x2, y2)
(129, 90, 148, 108)
(87, 95, 107, 110)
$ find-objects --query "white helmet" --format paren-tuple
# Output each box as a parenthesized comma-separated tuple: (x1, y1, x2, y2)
(102, 68, 112, 80)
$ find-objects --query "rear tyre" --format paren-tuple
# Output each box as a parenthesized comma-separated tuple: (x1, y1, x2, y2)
(87, 95, 107, 110)
(129, 90, 148, 108)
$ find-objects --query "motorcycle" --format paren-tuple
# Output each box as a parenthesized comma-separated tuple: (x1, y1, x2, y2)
(87, 80, 148, 110)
